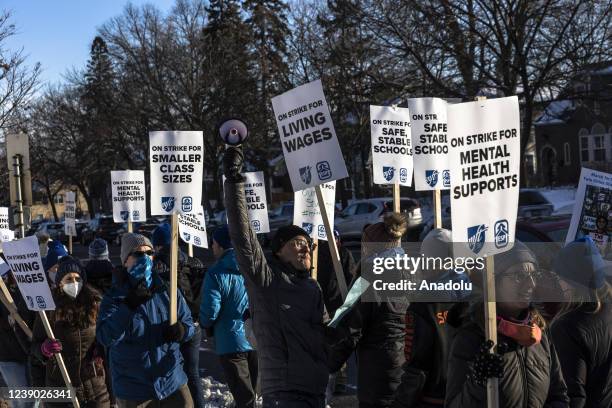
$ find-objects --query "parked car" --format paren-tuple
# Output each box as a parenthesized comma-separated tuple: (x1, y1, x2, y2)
(36, 221, 66, 243)
(114, 220, 161, 246)
(518, 189, 554, 218)
(81, 215, 123, 246)
(335, 197, 423, 241)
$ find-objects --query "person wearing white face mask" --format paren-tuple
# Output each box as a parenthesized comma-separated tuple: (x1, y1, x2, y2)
(31, 256, 110, 407)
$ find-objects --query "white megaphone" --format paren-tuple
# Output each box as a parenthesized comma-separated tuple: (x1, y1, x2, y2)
(218, 118, 248, 146)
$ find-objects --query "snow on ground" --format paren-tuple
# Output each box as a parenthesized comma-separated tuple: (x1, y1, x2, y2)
(538, 186, 577, 214)
(201, 377, 236, 407)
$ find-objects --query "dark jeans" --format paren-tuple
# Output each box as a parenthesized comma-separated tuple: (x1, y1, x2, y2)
(117, 383, 193, 408)
(180, 323, 204, 408)
(262, 391, 326, 408)
(218, 351, 258, 408)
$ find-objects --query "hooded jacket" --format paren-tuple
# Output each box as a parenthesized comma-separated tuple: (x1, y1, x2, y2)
(224, 180, 329, 397)
(85, 259, 114, 295)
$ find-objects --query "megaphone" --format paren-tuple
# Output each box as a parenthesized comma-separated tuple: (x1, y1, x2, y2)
(218, 118, 248, 146)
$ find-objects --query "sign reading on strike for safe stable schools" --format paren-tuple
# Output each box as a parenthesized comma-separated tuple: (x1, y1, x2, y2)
(111, 170, 147, 223)
(449, 96, 520, 257)
(178, 205, 208, 249)
(293, 182, 336, 241)
(370, 105, 413, 186)
(2, 235, 55, 311)
(64, 192, 76, 237)
(224, 172, 271, 234)
(272, 80, 348, 191)
(149, 131, 203, 215)
(408, 98, 451, 191)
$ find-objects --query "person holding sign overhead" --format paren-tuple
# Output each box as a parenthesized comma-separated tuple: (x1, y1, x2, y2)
(96, 233, 195, 408)
(31, 256, 110, 407)
(223, 146, 329, 407)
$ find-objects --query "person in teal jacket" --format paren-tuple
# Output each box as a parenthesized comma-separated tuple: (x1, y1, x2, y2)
(200, 225, 258, 408)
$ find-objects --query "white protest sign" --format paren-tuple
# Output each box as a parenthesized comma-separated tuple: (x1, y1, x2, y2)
(64, 192, 76, 237)
(566, 168, 612, 255)
(223, 172, 270, 234)
(449, 96, 520, 257)
(272, 79, 348, 191)
(408, 98, 451, 191)
(149, 131, 203, 215)
(0, 257, 11, 278)
(370, 105, 413, 186)
(2, 236, 55, 311)
(0, 207, 11, 241)
(111, 170, 147, 223)
(178, 205, 208, 249)
(293, 182, 336, 240)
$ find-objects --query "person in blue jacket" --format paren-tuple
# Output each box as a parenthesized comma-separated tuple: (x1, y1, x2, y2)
(96, 233, 195, 408)
(200, 225, 257, 408)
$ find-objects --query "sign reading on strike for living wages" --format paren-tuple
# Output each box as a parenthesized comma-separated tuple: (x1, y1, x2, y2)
(2, 235, 55, 311)
(448, 96, 520, 257)
(293, 182, 336, 241)
(408, 98, 451, 191)
(272, 80, 348, 191)
(370, 105, 413, 186)
(149, 131, 203, 215)
(64, 192, 76, 237)
(178, 205, 208, 249)
(111, 170, 147, 223)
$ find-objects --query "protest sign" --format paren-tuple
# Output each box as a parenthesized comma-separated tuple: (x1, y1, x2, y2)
(370, 105, 413, 186)
(449, 96, 520, 257)
(293, 182, 336, 240)
(272, 80, 348, 191)
(408, 98, 451, 191)
(2, 236, 55, 311)
(149, 131, 204, 215)
(111, 170, 147, 223)
(64, 192, 76, 237)
(566, 168, 612, 255)
(178, 205, 209, 249)
(223, 172, 270, 234)
(0, 207, 13, 242)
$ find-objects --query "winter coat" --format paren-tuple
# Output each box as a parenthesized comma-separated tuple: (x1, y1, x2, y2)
(0, 284, 34, 363)
(199, 248, 252, 355)
(96, 270, 195, 401)
(329, 259, 409, 408)
(445, 305, 569, 408)
(31, 285, 109, 405)
(316, 243, 355, 318)
(85, 259, 114, 295)
(551, 302, 612, 408)
(224, 180, 329, 397)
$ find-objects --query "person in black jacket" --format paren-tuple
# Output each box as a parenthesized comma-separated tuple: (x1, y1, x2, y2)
(224, 146, 329, 408)
(329, 213, 409, 408)
(85, 238, 114, 295)
(551, 237, 612, 408)
(445, 241, 569, 408)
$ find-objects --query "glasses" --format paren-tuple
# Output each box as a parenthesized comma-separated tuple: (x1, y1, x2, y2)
(129, 250, 154, 258)
(289, 238, 316, 251)
(500, 271, 542, 285)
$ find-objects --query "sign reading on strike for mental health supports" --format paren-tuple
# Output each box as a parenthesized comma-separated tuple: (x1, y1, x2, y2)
(370, 105, 413, 186)
(2, 235, 55, 311)
(111, 170, 147, 223)
(293, 182, 336, 240)
(272, 80, 348, 191)
(448, 96, 520, 257)
(149, 131, 203, 215)
(178, 205, 208, 249)
(408, 98, 451, 191)
(64, 192, 76, 237)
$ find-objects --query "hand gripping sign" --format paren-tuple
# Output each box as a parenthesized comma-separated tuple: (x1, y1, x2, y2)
(111, 170, 147, 223)
(272, 79, 348, 191)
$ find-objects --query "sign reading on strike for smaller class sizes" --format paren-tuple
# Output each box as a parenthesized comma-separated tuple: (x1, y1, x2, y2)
(293, 182, 336, 241)
(2, 236, 55, 311)
(149, 131, 203, 215)
(272, 79, 348, 191)
(111, 170, 147, 223)
(370, 105, 413, 186)
(408, 98, 451, 191)
(178, 205, 208, 249)
(64, 192, 76, 237)
(448, 96, 520, 257)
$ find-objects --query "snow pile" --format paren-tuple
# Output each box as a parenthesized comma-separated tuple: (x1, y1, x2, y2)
(201, 377, 263, 408)
(539, 187, 576, 214)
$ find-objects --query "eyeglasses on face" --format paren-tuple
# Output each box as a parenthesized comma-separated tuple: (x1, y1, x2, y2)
(289, 238, 316, 251)
(129, 250, 155, 258)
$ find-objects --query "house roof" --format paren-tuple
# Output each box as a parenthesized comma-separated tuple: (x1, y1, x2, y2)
(534, 100, 575, 126)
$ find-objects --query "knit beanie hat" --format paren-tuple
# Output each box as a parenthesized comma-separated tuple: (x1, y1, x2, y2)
(89, 238, 109, 261)
(43, 240, 69, 271)
(213, 225, 232, 249)
(361, 213, 407, 256)
(55, 255, 86, 285)
(554, 237, 609, 289)
(151, 223, 171, 248)
(493, 240, 538, 276)
(420, 228, 452, 277)
(120, 233, 153, 265)
(271, 225, 312, 255)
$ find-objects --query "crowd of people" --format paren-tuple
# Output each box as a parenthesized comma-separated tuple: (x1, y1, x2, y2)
(0, 145, 610, 408)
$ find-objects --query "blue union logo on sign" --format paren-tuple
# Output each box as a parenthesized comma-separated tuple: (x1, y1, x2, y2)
(467, 224, 488, 254)
(161, 197, 175, 212)
(299, 166, 312, 184)
(383, 166, 395, 182)
(425, 170, 439, 187)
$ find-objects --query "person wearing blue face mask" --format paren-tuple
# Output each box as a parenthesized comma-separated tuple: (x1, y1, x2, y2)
(96, 233, 195, 408)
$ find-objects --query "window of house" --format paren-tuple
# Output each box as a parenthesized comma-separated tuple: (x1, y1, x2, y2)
(594, 135, 606, 161)
(563, 143, 571, 165)
(54, 195, 63, 204)
(580, 136, 590, 162)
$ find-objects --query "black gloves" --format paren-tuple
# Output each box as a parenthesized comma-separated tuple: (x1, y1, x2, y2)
(223, 146, 245, 183)
(124, 283, 152, 310)
(162, 322, 186, 343)
(468, 340, 504, 386)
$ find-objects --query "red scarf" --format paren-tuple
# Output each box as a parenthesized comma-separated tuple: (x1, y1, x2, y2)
(496, 313, 542, 347)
